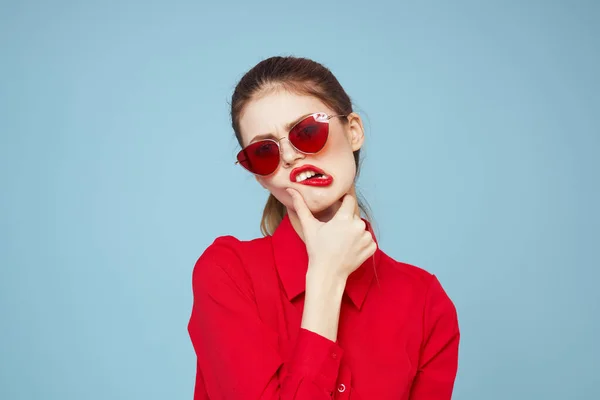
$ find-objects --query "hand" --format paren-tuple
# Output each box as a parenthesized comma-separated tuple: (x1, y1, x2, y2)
(286, 188, 377, 280)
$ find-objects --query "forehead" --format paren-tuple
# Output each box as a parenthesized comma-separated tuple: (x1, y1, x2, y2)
(238, 90, 333, 143)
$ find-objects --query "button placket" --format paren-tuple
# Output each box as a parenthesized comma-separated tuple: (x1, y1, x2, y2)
(334, 362, 351, 399)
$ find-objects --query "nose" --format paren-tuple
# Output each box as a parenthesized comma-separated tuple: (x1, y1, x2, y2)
(279, 137, 304, 167)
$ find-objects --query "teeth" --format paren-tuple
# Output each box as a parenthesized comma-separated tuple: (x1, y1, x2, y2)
(295, 170, 326, 182)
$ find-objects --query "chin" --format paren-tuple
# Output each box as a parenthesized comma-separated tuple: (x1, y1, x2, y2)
(306, 190, 345, 215)
(308, 201, 334, 214)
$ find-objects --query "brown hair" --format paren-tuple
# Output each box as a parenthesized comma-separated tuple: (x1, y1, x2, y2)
(230, 56, 373, 236)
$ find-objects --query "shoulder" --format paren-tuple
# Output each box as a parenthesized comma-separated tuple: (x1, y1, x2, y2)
(195, 234, 271, 263)
(376, 250, 456, 310)
(377, 250, 434, 291)
(191, 235, 272, 291)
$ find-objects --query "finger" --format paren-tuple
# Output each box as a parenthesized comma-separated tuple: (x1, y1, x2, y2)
(356, 219, 367, 232)
(286, 188, 317, 229)
(352, 220, 367, 235)
(357, 243, 377, 266)
(335, 194, 357, 220)
(361, 239, 378, 255)
(360, 230, 372, 242)
(358, 232, 372, 249)
(365, 241, 378, 257)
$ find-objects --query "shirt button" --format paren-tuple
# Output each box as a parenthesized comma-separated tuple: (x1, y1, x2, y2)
(338, 383, 346, 393)
(331, 352, 337, 359)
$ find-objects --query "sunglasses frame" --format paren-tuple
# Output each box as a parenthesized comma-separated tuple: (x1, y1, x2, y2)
(234, 112, 348, 176)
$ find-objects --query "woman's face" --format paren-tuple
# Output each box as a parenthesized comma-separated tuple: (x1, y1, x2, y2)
(238, 89, 365, 219)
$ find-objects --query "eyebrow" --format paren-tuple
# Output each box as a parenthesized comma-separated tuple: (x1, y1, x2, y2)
(248, 113, 313, 144)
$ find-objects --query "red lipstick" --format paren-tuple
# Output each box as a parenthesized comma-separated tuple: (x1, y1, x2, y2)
(290, 164, 334, 187)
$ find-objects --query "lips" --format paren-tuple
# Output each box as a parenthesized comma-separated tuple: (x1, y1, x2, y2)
(290, 164, 334, 187)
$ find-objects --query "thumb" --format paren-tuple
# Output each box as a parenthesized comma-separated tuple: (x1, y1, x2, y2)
(334, 193, 358, 220)
(286, 188, 317, 231)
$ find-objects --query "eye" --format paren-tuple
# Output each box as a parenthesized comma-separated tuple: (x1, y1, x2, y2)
(254, 142, 278, 157)
(294, 123, 319, 140)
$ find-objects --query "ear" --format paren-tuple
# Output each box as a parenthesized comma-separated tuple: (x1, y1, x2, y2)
(345, 112, 365, 151)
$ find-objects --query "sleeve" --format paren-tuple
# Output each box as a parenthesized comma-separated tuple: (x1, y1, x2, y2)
(409, 274, 460, 400)
(187, 237, 344, 400)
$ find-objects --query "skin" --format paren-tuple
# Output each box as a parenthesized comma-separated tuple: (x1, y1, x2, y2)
(238, 89, 377, 341)
(238, 90, 363, 225)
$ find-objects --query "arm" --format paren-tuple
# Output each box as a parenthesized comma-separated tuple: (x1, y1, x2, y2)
(301, 266, 346, 342)
(409, 275, 460, 399)
(188, 239, 345, 400)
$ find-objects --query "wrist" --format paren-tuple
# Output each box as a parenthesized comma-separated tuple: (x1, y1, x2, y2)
(306, 265, 347, 296)
(302, 266, 346, 342)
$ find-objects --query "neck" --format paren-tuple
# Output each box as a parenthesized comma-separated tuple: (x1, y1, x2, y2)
(287, 185, 360, 243)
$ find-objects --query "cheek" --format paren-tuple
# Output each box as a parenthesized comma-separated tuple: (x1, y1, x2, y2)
(326, 142, 357, 181)
(257, 175, 292, 201)
(337, 153, 358, 185)
(324, 132, 356, 167)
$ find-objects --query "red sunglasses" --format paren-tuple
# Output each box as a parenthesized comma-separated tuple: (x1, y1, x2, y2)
(235, 112, 347, 176)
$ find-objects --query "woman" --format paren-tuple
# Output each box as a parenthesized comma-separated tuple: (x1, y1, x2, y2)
(188, 56, 460, 399)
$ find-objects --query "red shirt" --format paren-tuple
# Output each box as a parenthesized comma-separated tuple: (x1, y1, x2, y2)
(188, 214, 460, 399)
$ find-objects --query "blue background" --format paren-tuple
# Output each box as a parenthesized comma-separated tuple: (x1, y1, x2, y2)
(1, 0, 598, 399)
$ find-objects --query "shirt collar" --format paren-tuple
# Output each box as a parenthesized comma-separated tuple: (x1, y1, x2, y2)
(271, 213, 381, 310)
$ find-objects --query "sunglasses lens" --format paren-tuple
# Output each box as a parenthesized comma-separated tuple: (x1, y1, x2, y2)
(236, 140, 280, 175)
(289, 115, 329, 153)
